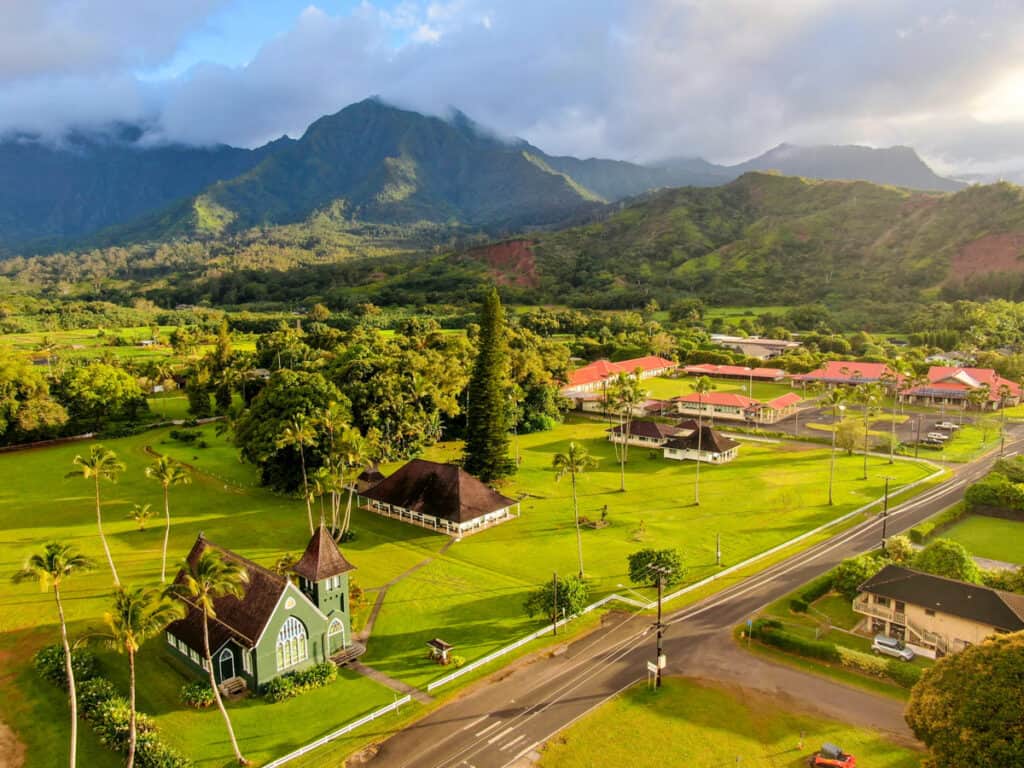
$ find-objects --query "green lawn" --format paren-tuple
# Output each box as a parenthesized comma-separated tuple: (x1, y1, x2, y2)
(940, 515, 1024, 564)
(0, 418, 933, 766)
(641, 375, 796, 402)
(538, 678, 922, 768)
(898, 424, 1000, 463)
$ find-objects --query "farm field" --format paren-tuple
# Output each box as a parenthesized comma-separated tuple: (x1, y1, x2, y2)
(940, 515, 1024, 564)
(538, 677, 923, 768)
(0, 417, 933, 766)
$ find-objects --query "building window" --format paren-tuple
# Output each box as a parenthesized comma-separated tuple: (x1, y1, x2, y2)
(925, 609, 936, 617)
(275, 616, 309, 671)
(242, 649, 252, 674)
(166, 632, 175, 646)
(177, 638, 188, 654)
(875, 596, 890, 607)
(189, 649, 200, 664)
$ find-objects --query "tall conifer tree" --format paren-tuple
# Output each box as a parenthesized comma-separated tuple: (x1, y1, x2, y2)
(464, 287, 515, 482)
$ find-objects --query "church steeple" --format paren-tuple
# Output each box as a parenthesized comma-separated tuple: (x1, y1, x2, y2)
(292, 525, 355, 614)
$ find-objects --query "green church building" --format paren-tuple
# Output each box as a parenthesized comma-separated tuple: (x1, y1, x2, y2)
(165, 526, 359, 691)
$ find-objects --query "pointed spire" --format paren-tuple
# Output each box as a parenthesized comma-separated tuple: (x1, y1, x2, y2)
(292, 525, 355, 582)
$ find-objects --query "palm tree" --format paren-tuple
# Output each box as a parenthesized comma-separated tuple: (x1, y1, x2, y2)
(879, 369, 900, 465)
(67, 445, 125, 585)
(102, 587, 182, 768)
(692, 376, 714, 506)
(166, 550, 250, 766)
(276, 415, 318, 533)
(126, 503, 155, 532)
(817, 386, 847, 505)
(854, 383, 884, 480)
(552, 442, 598, 577)
(607, 370, 645, 492)
(12, 543, 94, 768)
(144, 456, 192, 583)
(337, 427, 374, 537)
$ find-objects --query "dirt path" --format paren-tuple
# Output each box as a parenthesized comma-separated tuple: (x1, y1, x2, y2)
(0, 720, 25, 768)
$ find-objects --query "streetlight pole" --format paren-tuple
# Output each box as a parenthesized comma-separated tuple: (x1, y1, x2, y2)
(552, 572, 558, 636)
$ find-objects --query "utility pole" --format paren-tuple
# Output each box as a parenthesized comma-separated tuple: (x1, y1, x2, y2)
(552, 572, 558, 636)
(716, 533, 721, 566)
(648, 564, 671, 688)
(881, 476, 891, 550)
(914, 413, 922, 459)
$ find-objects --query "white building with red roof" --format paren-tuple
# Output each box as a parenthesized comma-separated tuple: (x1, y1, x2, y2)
(561, 356, 678, 409)
(673, 391, 801, 424)
(683, 364, 786, 382)
(791, 361, 899, 389)
(899, 367, 1021, 410)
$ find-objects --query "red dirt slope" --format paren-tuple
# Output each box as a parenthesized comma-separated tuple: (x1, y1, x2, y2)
(467, 239, 540, 288)
(951, 233, 1024, 281)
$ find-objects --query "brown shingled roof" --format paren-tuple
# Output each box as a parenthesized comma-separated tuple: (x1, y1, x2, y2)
(663, 426, 740, 454)
(859, 565, 1024, 632)
(606, 420, 683, 440)
(293, 525, 356, 582)
(166, 535, 288, 652)
(361, 459, 516, 524)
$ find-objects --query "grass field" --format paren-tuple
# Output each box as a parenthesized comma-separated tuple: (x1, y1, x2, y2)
(538, 678, 923, 768)
(641, 375, 796, 402)
(0, 418, 933, 766)
(940, 515, 1024, 564)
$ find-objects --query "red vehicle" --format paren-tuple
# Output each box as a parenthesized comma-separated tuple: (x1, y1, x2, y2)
(808, 743, 856, 767)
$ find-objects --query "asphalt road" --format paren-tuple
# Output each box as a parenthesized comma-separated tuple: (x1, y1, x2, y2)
(368, 431, 1023, 768)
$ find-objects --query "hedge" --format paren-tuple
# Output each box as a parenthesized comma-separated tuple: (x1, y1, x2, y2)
(263, 661, 338, 703)
(748, 620, 840, 662)
(964, 474, 1024, 512)
(180, 680, 215, 709)
(909, 503, 969, 544)
(837, 646, 889, 677)
(885, 659, 924, 688)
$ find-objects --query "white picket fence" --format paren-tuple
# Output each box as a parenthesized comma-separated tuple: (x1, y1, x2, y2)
(262, 694, 412, 768)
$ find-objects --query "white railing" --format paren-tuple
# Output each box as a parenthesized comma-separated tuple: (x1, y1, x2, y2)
(262, 694, 412, 768)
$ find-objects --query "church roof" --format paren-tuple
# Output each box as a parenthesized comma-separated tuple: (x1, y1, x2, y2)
(166, 535, 288, 651)
(293, 525, 356, 582)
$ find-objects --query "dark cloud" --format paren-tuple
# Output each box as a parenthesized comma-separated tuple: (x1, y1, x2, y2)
(2, 0, 1023, 177)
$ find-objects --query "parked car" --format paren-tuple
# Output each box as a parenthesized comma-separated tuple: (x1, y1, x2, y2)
(925, 432, 950, 441)
(872, 634, 915, 661)
(935, 422, 960, 430)
(808, 743, 856, 767)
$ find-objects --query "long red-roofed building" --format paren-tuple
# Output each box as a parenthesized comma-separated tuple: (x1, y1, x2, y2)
(899, 367, 1021, 410)
(562, 355, 678, 397)
(683, 364, 786, 381)
(791, 361, 899, 389)
(673, 391, 801, 424)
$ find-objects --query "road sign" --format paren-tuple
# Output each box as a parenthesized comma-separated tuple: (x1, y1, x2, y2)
(646, 660, 658, 674)
(657, 654, 667, 669)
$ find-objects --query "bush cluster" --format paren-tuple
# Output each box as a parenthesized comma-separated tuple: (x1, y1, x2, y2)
(789, 573, 835, 613)
(33, 644, 99, 689)
(965, 473, 1024, 512)
(836, 646, 889, 676)
(885, 658, 924, 688)
(34, 647, 190, 767)
(179, 681, 215, 709)
(262, 661, 338, 703)
(748, 620, 840, 662)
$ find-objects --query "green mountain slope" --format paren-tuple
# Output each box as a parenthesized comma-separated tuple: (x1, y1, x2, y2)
(377, 173, 1024, 308)
(174, 98, 605, 238)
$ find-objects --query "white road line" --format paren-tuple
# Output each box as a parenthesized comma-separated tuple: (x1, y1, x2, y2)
(475, 720, 502, 737)
(462, 715, 488, 733)
(499, 734, 526, 752)
(488, 727, 516, 745)
(507, 741, 540, 765)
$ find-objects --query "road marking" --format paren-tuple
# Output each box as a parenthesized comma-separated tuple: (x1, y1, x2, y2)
(506, 741, 540, 766)
(499, 734, 527, 752)
(488, 727, 516, 745)
(462, 715, 488, 732)
(475, 720, 502, 737)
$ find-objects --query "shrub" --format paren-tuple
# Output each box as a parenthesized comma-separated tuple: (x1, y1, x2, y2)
(169, 429, 202, 445)
(450, 655, 467, 668)
(909, 522, 934, 544)
(789, 599, 809, 613)
(886, 659, 924, 689)
(836, 646, 888, 677)
(833, 553, 887, 600)
(965, 474, 1024, 512)
(33, 644, 99, 688)
(136, 734, 191, 768)
(92, 696, 156, 752)
(78, 678, 117, 720)
(263, 675, 297, 703)
(749, 621, 840, 662)
(180, 680, 215, 709)
(799, 573, 835, 605)
(293, 662, 337, 688)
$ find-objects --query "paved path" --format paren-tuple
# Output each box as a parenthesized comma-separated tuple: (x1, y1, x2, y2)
(349, 662, 434, 705)
(364, 429, 1023, 768)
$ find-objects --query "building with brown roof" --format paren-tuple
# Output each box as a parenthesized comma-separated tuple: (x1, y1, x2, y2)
(662, 427, 740, 464)
(360, 459, 519, 536)
(854, 564, 1024, 657)
(164, 526, 358, 691)
(606, 419, 686, 449)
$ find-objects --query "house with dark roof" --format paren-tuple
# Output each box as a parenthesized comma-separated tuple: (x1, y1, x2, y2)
(606, 419, 685, 448)
(164, 526, 358, 691)
(662, 426, 740, 464)
(360, 459, 520, 536)
(853, 564, 1024, 656)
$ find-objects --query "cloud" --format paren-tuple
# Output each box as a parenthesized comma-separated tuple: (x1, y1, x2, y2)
(2, 0, 1024, 177)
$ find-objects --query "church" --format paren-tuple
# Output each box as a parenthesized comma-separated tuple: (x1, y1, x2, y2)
(164, 526, 359, 691)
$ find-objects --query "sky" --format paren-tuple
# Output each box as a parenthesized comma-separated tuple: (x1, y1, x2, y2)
(4, 1, 1024, 177)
